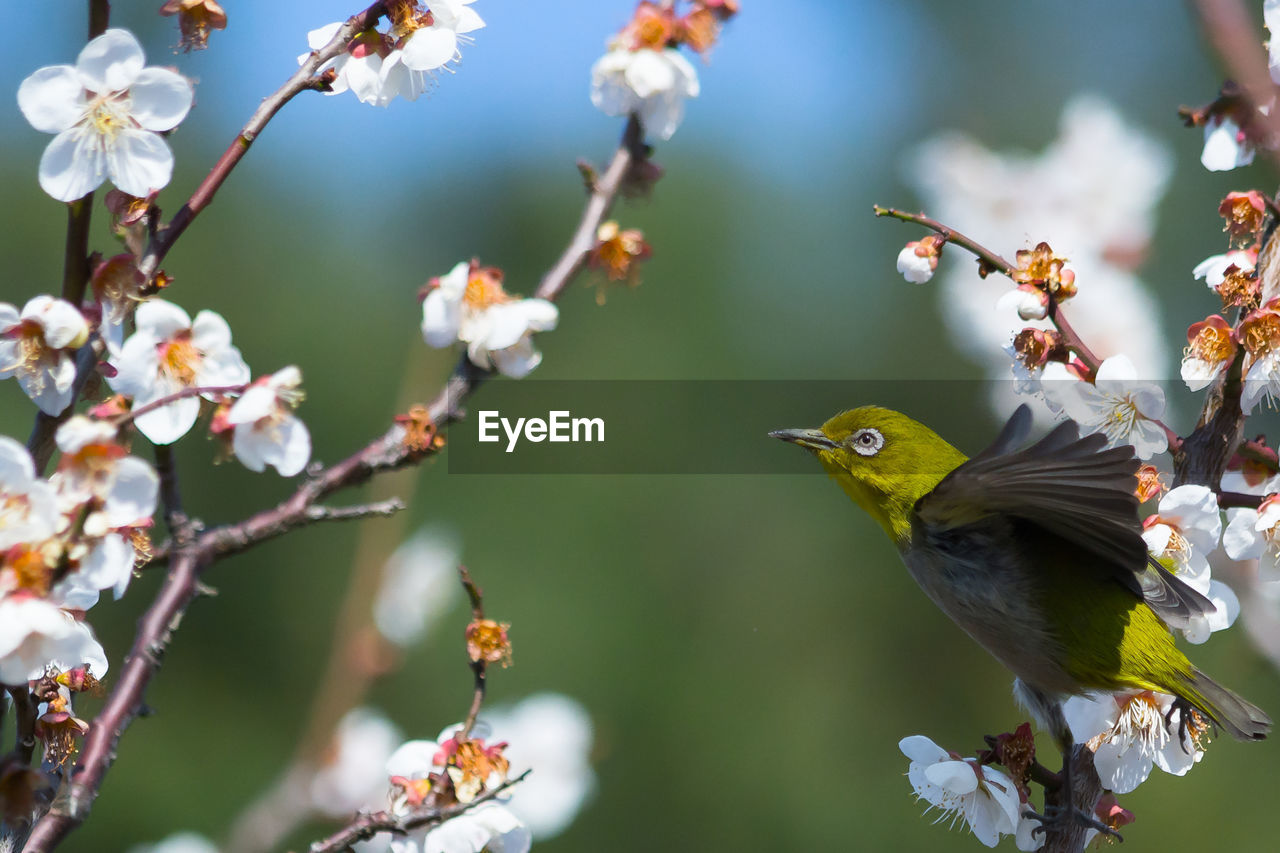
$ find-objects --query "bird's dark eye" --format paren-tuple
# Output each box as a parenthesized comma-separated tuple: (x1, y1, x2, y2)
(849, 428, 884, 457)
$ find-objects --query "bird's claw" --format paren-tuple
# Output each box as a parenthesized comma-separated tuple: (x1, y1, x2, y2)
(1023, 806, 1123, 842)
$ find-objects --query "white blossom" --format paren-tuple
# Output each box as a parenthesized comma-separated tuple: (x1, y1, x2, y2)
(52, 415, 158, 531)
(421, 262, 558, 378)
(1063, 691, 1203, 793)
(0, 296, 89, 415)
(1140, 485, 1222, 592)
(17, 28, 194, 201)
(399, 1, 485, 73)
(1193, 250, 1255, 289)
(482, 694, 595, 839)
(1202, 116, 1255, 172)
(591, 47, 699, 141)
(374, 529, 462, 647)
(1041, 355, 1168, 459)
(0, 437, 60, 551)
(0, 597, 108, 686)
(225, 366, 311, 476)
(898, 735, 1021, 848)
(310, 708, 404, 817)
(107, 299, 250, 445)
(1224, 496, 1280, 582)
(996, 285, 1049, 321)
(896, 244, 936, 284)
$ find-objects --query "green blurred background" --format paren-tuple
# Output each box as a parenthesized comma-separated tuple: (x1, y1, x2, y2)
(2, 0, 1279, 850)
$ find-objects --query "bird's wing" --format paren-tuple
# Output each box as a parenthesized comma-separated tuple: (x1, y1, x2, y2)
(914, 404, 1215, 628)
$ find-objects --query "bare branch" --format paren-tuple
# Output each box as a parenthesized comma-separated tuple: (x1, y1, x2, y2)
(304, 499, 406, 523)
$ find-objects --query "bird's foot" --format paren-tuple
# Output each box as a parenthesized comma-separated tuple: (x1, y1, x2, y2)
(1164, 695, 1212, 753)
(1023, 805, 1123, 842)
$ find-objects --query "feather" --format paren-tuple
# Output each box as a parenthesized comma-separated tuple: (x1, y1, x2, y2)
(915, 405, 1215, 627)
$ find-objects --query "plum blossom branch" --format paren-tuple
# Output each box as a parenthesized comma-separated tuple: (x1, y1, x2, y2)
(306, 770, 531, 853)
(458, 566, 487, 741)
(114, 384, 247, 427)
(536, 114, 646, 301)
(1190, 0, 1280, 172)
(60, 198, 93, 307)
(137, 1, 388, 284)
(22, 112, 651, 850)
(4, 686, 37, 766)
(874, 205, 1107, 373)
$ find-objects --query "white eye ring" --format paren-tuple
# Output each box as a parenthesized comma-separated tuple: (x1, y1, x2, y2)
(850, 428, 884, 457)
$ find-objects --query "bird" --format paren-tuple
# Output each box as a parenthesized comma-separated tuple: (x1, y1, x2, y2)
(771, 404, 1269, 826)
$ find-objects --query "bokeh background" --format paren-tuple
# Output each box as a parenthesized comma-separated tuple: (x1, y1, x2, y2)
(2, 1, 1279, 850)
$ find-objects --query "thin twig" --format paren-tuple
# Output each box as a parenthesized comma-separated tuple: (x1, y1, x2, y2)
(152, 444, 188, 540)
(306, 771, 531, 853)
(536, 114, 646, 300)
(116, 384, 246, 427)
(458, 566, 486, 741)
(60, 197, 93, 307)
(304, 499, 405, 523)
(136, 2, 387, 284)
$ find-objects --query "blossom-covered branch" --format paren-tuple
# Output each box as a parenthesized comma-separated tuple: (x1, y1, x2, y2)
(307, 770, 530, 853)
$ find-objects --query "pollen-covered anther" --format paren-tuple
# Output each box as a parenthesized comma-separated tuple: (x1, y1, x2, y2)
(157, 331, 200, 385)
(395, 405, 445, 455)
(385, 0, 433, 39)
(1134, 465, 1166, 503)
(466, 618, 512, 667)
(446, 738, 510, 802)
(1217, 264, 1261, 310)
(463, 263, 512, 311)
(4, 545, 55, 596)
(35, 693, 89, 768)
(1107, 691, 1170, 754)
(1011, 242, 1076, 300)
(624, 2, 679, 50)
(1218, 190, 1268, 244)
(390, 773, 435, 808)
(1239, 305, 1280, 358)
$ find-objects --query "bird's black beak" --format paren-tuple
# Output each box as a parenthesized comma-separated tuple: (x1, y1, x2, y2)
(769, 428, 837, 452)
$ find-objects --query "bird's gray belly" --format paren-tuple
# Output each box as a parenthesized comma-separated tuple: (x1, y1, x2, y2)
(901, 529, 1080, 694)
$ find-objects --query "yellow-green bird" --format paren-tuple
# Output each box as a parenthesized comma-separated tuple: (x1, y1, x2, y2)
(771, 404, 1270, 755)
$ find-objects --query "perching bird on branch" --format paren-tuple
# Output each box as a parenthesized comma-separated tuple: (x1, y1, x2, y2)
(772, 404, 1270, 830)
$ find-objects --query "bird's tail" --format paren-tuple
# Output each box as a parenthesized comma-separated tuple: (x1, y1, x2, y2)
(1175, 668, 1271, 742)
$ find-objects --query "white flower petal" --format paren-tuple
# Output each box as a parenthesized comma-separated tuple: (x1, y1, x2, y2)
(134, 393, 200, 445)
(422, 289, 463, 347)
(1223, 508, 1263, 560)
(39, 127, 107, 202)
(107, 455, 159, 526)
(402, 27, 458, 71)
(76, 29, 145, 93)
(128, 67, 194, 131)
(18, 65, 85, 133)
(106, 128, 174, 197)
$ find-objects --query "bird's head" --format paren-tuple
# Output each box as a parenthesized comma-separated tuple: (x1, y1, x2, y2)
(770, 406, 967, 542)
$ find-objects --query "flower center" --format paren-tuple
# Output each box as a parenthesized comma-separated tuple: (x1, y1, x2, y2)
(1241, 313, 1280, 357)
(1189, 325, 1234, 363)
(464, 273, 510, 310)
(1110, 692, 1167, 756)
(158, 333, 200, 385)
(5, 546, 52, 596)
(86, 95, 133, 142)
(13, 321, 52, 390)
(634, 15, 672, 48)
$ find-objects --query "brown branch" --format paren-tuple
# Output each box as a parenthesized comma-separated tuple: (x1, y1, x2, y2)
(536, 114, 646, 300)
(458, 567, 486, 741)
(304, 499, 405, 523)
(61, 196, 93, 307)
(136, 2, 387, 284)
(152, 444, 189, 540)
(116, 384, 246, 427)
(4, 687, 38, 767)
(306, 770, 531, 853)
(1217, 489, 1265, 508)
(87, 0, 108, 40)
(19, 550, 208, 853)
(1191, 0, 1280, 172)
